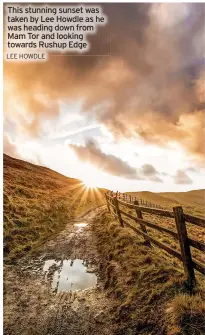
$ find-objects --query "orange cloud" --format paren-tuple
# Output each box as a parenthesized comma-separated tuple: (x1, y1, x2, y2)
(3, 4, 205, 161)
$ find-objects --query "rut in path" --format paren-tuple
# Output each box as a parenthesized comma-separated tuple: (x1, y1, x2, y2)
(4, 207, 117, 335)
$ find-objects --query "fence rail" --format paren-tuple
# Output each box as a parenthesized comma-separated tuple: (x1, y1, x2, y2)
(105, 192, 205, 287)
(109, 191, 165, 209)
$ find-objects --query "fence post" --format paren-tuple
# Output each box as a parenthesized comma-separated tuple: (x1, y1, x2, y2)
(105, 193, 110, 213)
(134, 200, 151, 247)
(173, 206, 196, 287)
(113, 197, 124, 227)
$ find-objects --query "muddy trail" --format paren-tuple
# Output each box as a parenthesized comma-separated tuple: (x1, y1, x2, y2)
(4, 207, 117, 335)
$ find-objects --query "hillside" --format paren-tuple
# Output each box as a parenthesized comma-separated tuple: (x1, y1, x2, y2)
(93, 209, 205, 335)
(4, 154, 205, 334)
(125, 189, 205, 272)
(3, 154, 106, 262)
(4, 154, 204, 263)
(127, 190, 205, 217)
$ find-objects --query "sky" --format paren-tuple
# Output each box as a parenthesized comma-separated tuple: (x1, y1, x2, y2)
(3, 3, 205, 192)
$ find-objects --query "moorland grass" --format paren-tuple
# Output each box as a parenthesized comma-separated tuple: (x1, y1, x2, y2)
(92, 210, 205, 334)
(3, 154, 105, 263)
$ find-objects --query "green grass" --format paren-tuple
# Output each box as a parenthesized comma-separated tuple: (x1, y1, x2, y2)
(3, 154, 106, 263)
(92, 210, 205, 334)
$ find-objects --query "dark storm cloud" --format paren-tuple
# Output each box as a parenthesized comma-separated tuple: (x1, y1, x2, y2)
(4, 3, 205, 159)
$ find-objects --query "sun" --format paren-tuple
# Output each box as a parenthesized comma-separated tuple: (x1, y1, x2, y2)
(80, 164, 101, 189)
(83, 178, 98, 189)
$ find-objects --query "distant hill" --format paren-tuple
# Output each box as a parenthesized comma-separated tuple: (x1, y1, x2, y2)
(4, 154, 204, 262)
(3, 154, 106, 262)
(127, 189, 205, 217)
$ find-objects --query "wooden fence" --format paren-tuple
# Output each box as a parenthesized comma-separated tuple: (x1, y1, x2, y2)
(105, 192, 205, 287)
(108, 191, 164, 209)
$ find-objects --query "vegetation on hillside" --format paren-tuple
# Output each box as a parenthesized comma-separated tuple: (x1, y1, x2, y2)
(127, 190, 205, 218)
(3, 154, 205, 333)
(3, 154, 105, 263)
(124, 191, 205, 267)
(92, 210, 205, 335)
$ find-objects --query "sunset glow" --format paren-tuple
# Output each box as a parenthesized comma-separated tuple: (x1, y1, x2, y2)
(82, 179, 98, 190)
(3, 3, 205, 193)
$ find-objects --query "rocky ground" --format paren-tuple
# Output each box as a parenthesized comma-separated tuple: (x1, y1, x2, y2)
(4, 207, 117, 335)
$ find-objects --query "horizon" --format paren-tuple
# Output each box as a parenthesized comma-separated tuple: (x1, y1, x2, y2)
(4, 153, 205, 195)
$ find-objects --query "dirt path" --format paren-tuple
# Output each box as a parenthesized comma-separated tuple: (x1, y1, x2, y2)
(4, 207, 116, 335)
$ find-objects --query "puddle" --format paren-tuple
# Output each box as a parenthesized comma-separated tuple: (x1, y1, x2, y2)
(43, 259, 60, 272)
(74, 222, 88, 233)
(43, 259, 97, 292)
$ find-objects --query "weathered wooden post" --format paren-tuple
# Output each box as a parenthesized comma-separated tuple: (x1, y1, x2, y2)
(134, 200, 151, 247)
(173, 206, 195, 287)
(105, 193, 111, 213)
(113, 197, 124, 227)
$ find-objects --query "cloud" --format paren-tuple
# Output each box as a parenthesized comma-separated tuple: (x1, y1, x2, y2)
(174, 170, 193, 184)
(140, 164, 163, 182)
(3, 4, 205, 160)
(141, 164, 157, 176)
(186, 167, 198, 173)
(161, 172, 169, 176)
(3, 133, 42, 165)
(69, 140, 138, 179)
(69, 140, 164, 182)
(3, 133, 19, 158)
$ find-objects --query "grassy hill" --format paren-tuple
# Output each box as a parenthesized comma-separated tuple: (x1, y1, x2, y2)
(94, 190, 205, 334)
(3, 154, 106, 263)
(124, 189, 205, 273)
(93, 210, 205, 335)
(127, 190, 205, 218)
(4, 154, 205, 333)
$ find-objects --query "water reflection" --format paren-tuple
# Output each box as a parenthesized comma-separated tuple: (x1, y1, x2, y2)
(74, 223, 88, 233)
(43, 259, 97, 292)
